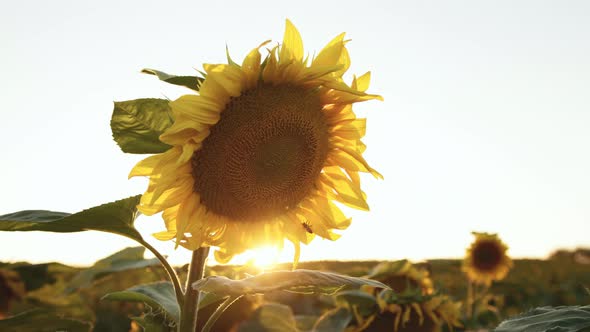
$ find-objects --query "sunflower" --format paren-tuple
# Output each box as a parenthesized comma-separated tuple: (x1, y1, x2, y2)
(366, 291, 462, 332)
(365, 260, 434, 295)
(129, 20, 382, 264)
(462, 232, 512, 285)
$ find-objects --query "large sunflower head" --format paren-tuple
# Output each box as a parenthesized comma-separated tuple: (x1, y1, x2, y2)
(462, 232, 513, 285)
(130, 20, 382, 264)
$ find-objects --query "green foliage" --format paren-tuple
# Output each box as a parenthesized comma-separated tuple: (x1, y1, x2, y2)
(141, 68, 204, 91)
(0, 309, 92, 332)
(494, 305, 590, 332)
(2, 256, 588, 331)
(67, 247, 160, 293)
(9, 263, 61, 292)
(239, 303, 299, 332)
(103, 281, 180, 323)
(376, 288, 433, 306)
(132, 315, 174, 332)
(198, 291, 231, 311)
(193, 269, 389, 296)
(111, 98, 173, 154)
(0, 195, 143, 242)
(312, 307, 352, 332)
(334, 290, 378, 317)
(294, 315, 320, 332)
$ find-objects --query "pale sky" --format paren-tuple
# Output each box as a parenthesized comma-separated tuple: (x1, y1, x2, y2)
(1, 0, 589, 266)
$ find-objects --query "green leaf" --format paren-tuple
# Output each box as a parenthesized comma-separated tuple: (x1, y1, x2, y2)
(198, 291, 229, 311)
(111, 98, 173, 154)
(0, 195, 143, 241)
(103, 281, 180, 323)
(142, 68, 204, 91)
(239, 303, 298, 332)
(312, 307, 352, 332)
(494, 305, 590, 332)
(67, 247, 159, 292)
(192, 269, 389, 296)
(0, 309, 92, 332)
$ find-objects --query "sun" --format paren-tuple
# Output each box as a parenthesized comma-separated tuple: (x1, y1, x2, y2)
(250, 246, 280, 269)
(228, 246, 285, 270)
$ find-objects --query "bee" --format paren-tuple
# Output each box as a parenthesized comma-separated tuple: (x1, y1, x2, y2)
(301, 221, 313, 234)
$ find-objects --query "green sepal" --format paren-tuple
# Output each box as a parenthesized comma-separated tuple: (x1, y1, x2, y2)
(0, 195, 143, 241)
(111, 98, 173, 154)
(192, 269, 389, 296)
(141, 68, 204, 91)
(0, 309, 92, 332)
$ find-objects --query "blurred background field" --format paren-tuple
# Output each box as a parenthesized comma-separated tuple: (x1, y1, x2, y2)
(1, 247, 588, 331)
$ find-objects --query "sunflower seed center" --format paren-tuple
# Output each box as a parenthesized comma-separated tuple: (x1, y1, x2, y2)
(191, 84, 329, 221)
(472, 241, 504, 271)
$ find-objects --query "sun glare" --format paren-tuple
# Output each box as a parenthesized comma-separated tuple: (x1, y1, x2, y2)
(225, 245, 298, 269)
(250, 246, 280, 269)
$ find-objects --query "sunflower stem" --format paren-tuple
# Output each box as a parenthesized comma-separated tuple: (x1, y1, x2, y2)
(466, 280, 473, 320)
(139, 239, 184, 309)
(178, 247, 210, 332)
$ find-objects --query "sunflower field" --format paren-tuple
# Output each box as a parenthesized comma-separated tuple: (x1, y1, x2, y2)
(0, 248, 589, 331)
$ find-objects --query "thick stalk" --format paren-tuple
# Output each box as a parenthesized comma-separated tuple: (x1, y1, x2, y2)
(178, 247, 210, 332)
(466, 280, 473, 320)
(139, 239, 184, 308)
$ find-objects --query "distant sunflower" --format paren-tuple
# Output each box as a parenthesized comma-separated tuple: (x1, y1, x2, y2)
(367, 292, 462, 332)
(130, 20, 382, 264)
(462, 232, 512, 285)
(365, 260, 434, 295)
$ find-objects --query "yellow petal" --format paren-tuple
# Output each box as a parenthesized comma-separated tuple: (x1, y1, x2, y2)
(319, 171, 369, 211)
(297, 206, 340, 241)
(169, 95, 222, 124)
(174, 193, 199, 248)
(280, 19, 304, 62)
(262, 46, 280, 82)
(328, 147, 383, 179)
(138, 177, 192, 215)
(313, 32, 346, 67)
(313, 198, 351, 230)
(159, 116, 209, 145)
(299, 64, 344, 81)
(202, 64, 244, 97)
(322, 79, 383, 101)
(331, 118, 367, 140)
(129, 153, 163, 178)
(352, 71, 371, 92)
